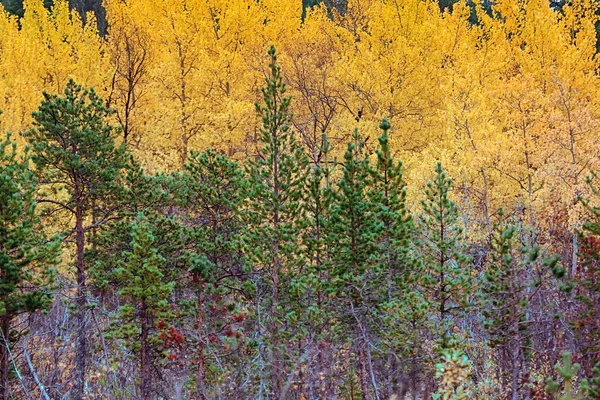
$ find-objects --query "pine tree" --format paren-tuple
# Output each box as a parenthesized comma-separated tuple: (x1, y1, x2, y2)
(582, 362, 600, 399)
(22, 79, 129, 400)
(371, 119, 413, 315)
(418, 162, 471, 349)
(546, 352, 584, 400)
(0, 133, 59, 400)
(303, 133, 335, 297)
(481, 210, 562, 400)
(481, 212, 537, 400)
(296, 132, 336, 397)
(89, 161, 172, 291)
(179, 149, 247, 399)
(90, 167, 188, 399)
(0, 0, 53, 17)
(244, 45, 310, 398)
(329, 128, 382, 399)
(370, 119, 422, 396)
(103, 213, 174, 400)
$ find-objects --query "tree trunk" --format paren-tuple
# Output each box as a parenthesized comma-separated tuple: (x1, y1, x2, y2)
(140, 299, 151, 400)
(271, 253, 281, 399)
(178, 43, 189, 171)
(358, 340, 370, 400)
(510, 326, 521, 400)
(271, 127, 281, 399)
(196, 290, 207, 399)
(571, 232, 578, 278)
(73, 194, 87, 400)
(0, 315, 10, 400)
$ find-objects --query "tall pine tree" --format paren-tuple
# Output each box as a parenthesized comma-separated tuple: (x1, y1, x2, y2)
(23, 79, 129, 400)
(91, 168, 188, 399)
(244, 45, 309, 398)
(418, 162, 472, 349)
(294, 133, 337, 398)
(370, 119, 422, 397)
(103, 213, 174, 400)
(179, 149, 247, 399)
(329, 129, 382, 399)
(482, 213, 537, 400)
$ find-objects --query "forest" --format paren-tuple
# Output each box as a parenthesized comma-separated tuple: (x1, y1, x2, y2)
(1, 0, 600, 399)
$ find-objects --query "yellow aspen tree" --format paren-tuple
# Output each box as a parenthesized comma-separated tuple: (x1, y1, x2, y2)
(542, 1, 600, 273)
(144, 0, 212, 169)
(0, 0, 108, 138)
(279, 5, 344, 163)
(196, 0, 266, 154)
(104, 0, 154, 146)
(116, 0, 266, 169)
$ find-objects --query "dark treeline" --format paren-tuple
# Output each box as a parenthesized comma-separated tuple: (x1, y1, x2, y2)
(1, 46, 600, 400)
(1, 0, 106, 34)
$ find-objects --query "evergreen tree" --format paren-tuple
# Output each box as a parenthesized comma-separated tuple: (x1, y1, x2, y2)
(103, 213, 174, 400)
(0, 133, 59, 400)
(89, 161, 172, 291)
(178, 149, 247, 399)
(329, 129, 382, 399)
(370, 119, 423, 397)
(22, 79, 129, 400)
(418, 162, 472, 348)
(482, 213, 538, 400)
(546, 352, 585, 400)
(583, 362, 600, 399)
(371, 119, 413, 319)
(0, 0, 53, 17)
(90, 168, 189, 399)
(482, 210, 562, 400)
(244, 45, 309, 398)
(303, 133, 335, 292)
(295, 133, 337, 397)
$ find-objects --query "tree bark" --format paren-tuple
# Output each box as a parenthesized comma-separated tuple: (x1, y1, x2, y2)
(73, 189, 87, 400)
(271, 125, 281, 399)
(358, 340, 370, 400)
(196, 290, 207, 399)
(0, 315, 10, 400)
(510, 324, 521, 400)
(140, 299, 151, 400)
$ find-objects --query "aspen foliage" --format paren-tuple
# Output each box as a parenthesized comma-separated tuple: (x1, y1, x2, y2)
(0, 0, 596, 208)
(0, 0, 600, 396)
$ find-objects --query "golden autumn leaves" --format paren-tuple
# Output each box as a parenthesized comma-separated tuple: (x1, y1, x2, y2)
(0, 0, 598, 238)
